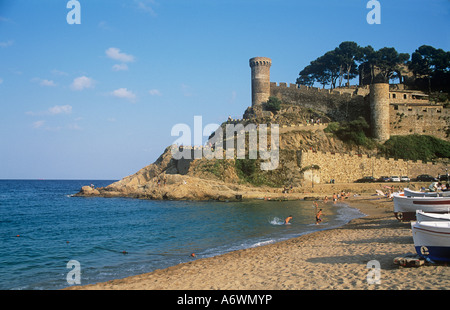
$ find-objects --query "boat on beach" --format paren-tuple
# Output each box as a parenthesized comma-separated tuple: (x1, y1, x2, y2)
(416, 210, 450, 222)
(403, 188, 450, 197)
(393, 193, 450, 221)
(411, 221, 450, 262)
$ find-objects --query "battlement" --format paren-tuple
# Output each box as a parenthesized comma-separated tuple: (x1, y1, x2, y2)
(299, 149, 446, 184)
(249, 57, 449, 142)
(302, 149, 438, 166)
(270, 82, 366, 99)
(269, 82, 369, 123)
(249, 57, 272, 67)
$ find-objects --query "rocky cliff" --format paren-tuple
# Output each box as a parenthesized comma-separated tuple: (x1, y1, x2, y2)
(75, 104, 379, 200)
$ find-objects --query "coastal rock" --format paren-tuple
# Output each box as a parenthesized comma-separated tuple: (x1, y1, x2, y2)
(79, 186, 100, 196)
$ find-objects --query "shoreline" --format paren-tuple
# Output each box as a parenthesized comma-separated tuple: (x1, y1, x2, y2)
(65, 194, 449, 290)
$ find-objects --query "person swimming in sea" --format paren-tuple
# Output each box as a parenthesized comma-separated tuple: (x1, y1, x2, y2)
(284, 215, 293, 225)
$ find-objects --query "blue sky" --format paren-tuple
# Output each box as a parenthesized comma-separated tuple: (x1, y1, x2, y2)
(0, 0, 449, 179)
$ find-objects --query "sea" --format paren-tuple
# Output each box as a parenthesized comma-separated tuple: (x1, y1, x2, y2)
(0, 179, 365, 290)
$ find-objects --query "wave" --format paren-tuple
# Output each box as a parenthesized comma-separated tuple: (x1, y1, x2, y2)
(250, 239, 275, 248)
(269, 217, 285, 225)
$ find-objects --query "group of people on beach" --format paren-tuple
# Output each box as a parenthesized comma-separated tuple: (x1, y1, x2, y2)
(428, 181, 450, 192)
(323, 191, 350, 203)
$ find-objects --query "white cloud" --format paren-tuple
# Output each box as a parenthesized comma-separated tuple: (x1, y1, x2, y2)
(0, 40, 13, 48)
(112, 88, 136, 102)
(71, 76, 95, 90)
(98, 21, 112, 30)
(67, 123, 82, 131)
(32, 78, 56, 87)
(135, 0, 157, 16)
(51, 69, 68, 76)
(148, 89, 162, 96)
(105, 47, 135, 63)
(26, 105, 73, 116)
(41, 80, 56, 87)
(32, 120, 45, 129)
(48, 105, 72, 115)
(112, 63, 129, 71)
(0, 78, 3, 84)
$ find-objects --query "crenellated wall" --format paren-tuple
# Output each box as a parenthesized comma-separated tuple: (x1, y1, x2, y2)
(269, 82, 370, 123)
(298, 149, 447, 184)
(249, 56, 449, 142)
(268, 82, 449, 141)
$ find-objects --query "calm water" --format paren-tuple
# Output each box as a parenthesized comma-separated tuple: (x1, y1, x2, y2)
(0, 180, 364, 290)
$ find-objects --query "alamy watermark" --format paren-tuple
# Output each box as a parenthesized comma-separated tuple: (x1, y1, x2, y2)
(66, 260, 81, 285)
(366, 260, 381, 285)
(170, 116, 279, 171)
(67, 0, 81, 25)
(366, 0, 381, 24)
(67, 1, 381, 25)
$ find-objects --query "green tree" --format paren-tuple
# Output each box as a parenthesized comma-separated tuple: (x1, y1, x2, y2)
(409, 45, 450, 92)
(264, 96, 281, 112)
(335, 41, 363, 87)
(375, 47, 410, 82)
(297, 50, 341, 89)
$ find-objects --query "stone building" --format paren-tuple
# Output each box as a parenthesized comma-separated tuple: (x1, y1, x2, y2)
(249, 57, 449, 142)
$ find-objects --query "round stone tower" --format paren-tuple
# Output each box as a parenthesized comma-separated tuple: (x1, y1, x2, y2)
(249, 57, 272, 107)
(369, 83, 390, 142)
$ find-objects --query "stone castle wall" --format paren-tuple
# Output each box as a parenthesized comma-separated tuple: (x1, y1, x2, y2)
(390, 104, 449, 140)
(269, 82, 449, 141)
(298, 149, 447, 184)
(269, 82, 370, 123)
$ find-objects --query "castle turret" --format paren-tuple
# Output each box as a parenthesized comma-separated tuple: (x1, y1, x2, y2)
(369, 83, 390, 142)
(249, 57, 272, 107)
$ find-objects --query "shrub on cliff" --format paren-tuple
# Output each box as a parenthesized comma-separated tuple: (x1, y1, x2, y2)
(264, 96, 281, 112)
(382, 135, 450, 162)
(324, 117, 375, 149)
(234, 159, 279, 187)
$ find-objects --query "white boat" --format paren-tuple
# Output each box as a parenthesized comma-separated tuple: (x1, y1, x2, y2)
(416, 210, 450, 222)
(411, 221, 450, 262)
(403, 188, 450, 197)
(393, 193, 450, 221)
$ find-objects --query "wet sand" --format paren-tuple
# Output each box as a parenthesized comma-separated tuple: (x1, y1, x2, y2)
(65, 195, 449, 290)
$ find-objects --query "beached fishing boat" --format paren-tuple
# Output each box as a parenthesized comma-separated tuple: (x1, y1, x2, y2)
(416, 210, 450, 222)
(393, 193, 450, 221)
(411, 221, 450, 262)
(403, 188, 450, 197)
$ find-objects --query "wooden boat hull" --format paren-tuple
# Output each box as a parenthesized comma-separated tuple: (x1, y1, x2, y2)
(404, 188, 450, 197)
(411, 221, 450, 262)
(416, 210, 450, 222)
(393, 194, 450, 221)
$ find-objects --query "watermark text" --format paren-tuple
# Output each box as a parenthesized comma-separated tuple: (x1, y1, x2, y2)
(366, 0, 381, 24)
(67, 0, 81, 25)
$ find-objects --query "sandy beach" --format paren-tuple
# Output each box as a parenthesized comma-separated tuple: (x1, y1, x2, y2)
(65, 194, 449, 290)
